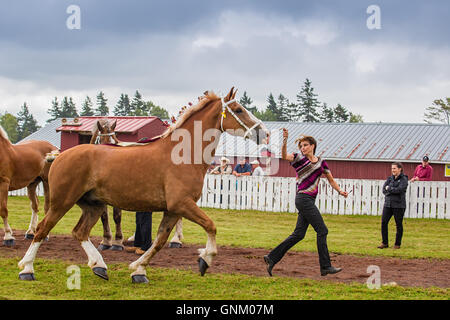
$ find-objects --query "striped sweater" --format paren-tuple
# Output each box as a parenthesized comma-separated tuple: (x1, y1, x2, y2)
(291, 153, 330, 198)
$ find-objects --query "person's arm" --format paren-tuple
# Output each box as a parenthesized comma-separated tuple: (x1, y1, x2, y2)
(210, 166, 220, 174)
(423, 166, 433, 181)
(240, 164, 252, 176)
(232, 165, 240, 177)
(281, 128, 295, 162)
(324, 171, 348, 197)
(382, 178, 390, 195)
(411, 166, 420, 181)
(388, 176, 408, 194)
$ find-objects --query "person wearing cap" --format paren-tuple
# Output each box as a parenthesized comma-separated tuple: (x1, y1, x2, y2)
(210, 157, 232, 175)
(233, 159, 252, 177)
(411, 156, 433, 182)
(250, 160, 265, 176)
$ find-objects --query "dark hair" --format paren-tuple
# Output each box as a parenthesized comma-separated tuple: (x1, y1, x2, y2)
(295, 135, 317, 154)
(392, 162, 403, 172)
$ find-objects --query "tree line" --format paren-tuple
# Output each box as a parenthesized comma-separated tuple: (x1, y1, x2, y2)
(242, 78, 364, 123)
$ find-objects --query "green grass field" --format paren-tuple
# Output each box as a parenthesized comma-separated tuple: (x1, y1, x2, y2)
(1, 196, 449, 300)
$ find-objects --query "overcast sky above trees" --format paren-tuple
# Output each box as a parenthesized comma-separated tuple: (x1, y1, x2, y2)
(0, 0, 449, 125)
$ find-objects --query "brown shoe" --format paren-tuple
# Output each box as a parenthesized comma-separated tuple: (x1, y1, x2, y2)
(135, 248, 146, 255)
(125, 246, 139, 253)
(393, 245, 401, 249)
(377, 243, 388, 249)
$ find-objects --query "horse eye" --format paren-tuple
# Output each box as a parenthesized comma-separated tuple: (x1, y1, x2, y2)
(235, 108, 243, 114)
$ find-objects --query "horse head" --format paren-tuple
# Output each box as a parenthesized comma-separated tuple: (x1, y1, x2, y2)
(219, 87, 269, 145)
(92, 119, 119, 145)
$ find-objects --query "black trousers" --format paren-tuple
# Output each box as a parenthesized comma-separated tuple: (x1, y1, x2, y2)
(381, 207, 405, 246)
(134, 212, 153, 251)
(268, 193, 331, 269)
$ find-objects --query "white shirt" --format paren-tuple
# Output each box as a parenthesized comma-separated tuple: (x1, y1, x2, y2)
(252, 166, 265, 176)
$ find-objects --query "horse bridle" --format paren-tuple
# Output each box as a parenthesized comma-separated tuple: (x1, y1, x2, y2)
(95, 132, 116, 145)
(220, 97, 262, 140)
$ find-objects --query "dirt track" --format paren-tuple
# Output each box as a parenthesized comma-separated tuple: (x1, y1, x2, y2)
(1, 230, 449, 288)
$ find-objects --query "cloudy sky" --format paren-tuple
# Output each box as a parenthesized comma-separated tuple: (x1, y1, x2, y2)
(0, 0, 449, 125)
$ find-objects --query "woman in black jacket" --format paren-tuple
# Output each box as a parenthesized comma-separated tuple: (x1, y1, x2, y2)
(378, 162, 408, 249)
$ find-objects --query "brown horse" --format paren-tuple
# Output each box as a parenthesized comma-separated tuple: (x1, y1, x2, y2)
(0, 126, 58, 246)
(18, 88, 268, 283)
(89, 119, 125, 251)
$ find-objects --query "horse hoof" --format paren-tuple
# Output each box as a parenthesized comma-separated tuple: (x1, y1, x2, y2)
(131, 275, 149, 284)
(97, 244, 112, 251)
(44, 236, 49, 242)
(19, 273, 35, 281)
(92, 267, 109, 280)
(111, 245, 124, 251)
(198, 258, 209, 276)
(169, 242, 182, 248)
(24, 234, 34, 240)
(3, 239, 15, 247)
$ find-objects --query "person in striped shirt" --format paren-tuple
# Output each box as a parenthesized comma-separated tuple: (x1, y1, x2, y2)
(264, 128, 348, 277)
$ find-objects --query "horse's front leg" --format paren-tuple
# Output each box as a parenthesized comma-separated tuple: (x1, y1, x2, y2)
(97, 208, 112, 251)
(111, 207, 124, 251)
(0, 179, 15, 247)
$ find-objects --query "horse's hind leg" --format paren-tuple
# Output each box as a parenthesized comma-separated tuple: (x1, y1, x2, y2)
(98, 208, 112, 251)
(129, 212, 179, 283)
(25, 180, 40, 240)
(111, 207, 124, 251)
(0, 179, 14, 247)
(73, 204, 109, 280)
(168, 218, 184, 248)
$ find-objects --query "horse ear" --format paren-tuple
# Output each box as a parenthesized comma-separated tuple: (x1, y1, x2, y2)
(225, 87, 235, 101)
(231, 88, 238, 100)
(111, 120, 117, 131)
(96, 120, 103, 132)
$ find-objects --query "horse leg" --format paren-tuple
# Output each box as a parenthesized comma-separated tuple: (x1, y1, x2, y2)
(73, 204, 109, 280)
(18, 206, 70, 280)
(111, 207, 124, 251)
(41, 179, 50, 241)
(172, 200, 217, 276)
(25, 180, 40, 240)
(97, 208, 112, 251)
(169, 218, 184, 248)
(0, 179, 15, 247)
(129, 212, 179, 283)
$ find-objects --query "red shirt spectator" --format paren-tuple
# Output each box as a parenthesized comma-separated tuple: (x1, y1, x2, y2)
(411, 156, 433, 181)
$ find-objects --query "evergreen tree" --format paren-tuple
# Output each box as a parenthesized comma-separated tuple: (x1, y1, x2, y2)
(149, 104, 170, 119)
(349, 112, 364, 123)
(333, 104, 349, 123)
(96, 91, 109, 116)
(60, 97, 78, 118)
(296, 78, 320, 122)
(114, 94, 131, 116)
(47, 97, 62, 123)
(253, 108, 278, 121)
(277, 94, 291, 122)
(424, 97, 450, 124)
(80, 96, 94, 116)
(319, 103, 335, 122)
(131, 90, 146, 116)
(266, 93, 282, 121)
(239, 91, 257, 114)
(0, 112, 19, 143)
(16, 103, 40, 140)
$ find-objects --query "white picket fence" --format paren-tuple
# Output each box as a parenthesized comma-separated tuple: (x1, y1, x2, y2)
(9, 175, 450, 219)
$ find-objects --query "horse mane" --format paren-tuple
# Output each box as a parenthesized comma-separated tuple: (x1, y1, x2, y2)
(158, 91, 220, 139)
(0, 124, 11, 143)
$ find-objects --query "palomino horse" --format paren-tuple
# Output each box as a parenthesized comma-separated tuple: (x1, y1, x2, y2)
(0, 125, 58, 246)
(18, 88, 268, 283)
(89, 119, 125, 251)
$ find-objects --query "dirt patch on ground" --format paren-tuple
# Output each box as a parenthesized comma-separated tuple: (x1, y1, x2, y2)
(1, 230, 449, 288)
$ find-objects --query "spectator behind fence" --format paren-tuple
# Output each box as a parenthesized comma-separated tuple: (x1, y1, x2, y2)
(378, 162, 408, 250)
(411, 156, 433, 181)
(210, 157, 232, 175)
(250, 160, 265, 176)
(233, 159, 252, 177)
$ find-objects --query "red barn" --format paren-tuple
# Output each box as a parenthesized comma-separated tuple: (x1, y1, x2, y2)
(56, 116, 168, 151)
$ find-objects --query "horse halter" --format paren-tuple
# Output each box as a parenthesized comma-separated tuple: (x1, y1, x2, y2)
(95, 132, 116, 145)
(220, 97, 262, 139)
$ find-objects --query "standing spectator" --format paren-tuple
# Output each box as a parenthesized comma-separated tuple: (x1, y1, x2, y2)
(264, 129, 347, 277)
(250, 160, 265, 176)
(211, 157, 232, 175)
(378, 162, 409, 249)
(125, 212, 153, 255)
(233, 159, 252, 177)
(411, 156, 433, 181)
